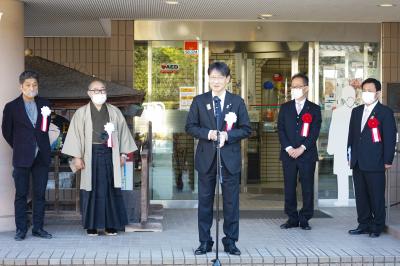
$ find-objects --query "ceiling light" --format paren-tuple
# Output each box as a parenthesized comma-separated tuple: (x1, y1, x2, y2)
(0, 12, 3, 21)
(259, 14, 273, 18)
(165, 1, 179, 4)
(378, 3, 395, 7)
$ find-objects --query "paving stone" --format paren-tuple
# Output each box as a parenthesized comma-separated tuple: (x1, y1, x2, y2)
(49, 249, 64, 265)
(4, 249, 23, 265)
(105, 250, 118, 265)
(140, 250, 151, 265)
(0, 208, 400, 265)
(128, 249, 139, 265)
(83, 250, 96, 265)
(285, 247, 305, 264)
(115, 249, 128, 265)
(27, 249, 42, 266)
(238, 249, 252, 264)
(15, 248, 33, 265)
(246, 247, 263, 264)
(60, 250, 75, 265)
(151, 248, 162, 265)
(267, 247, 286, 264)
(171, 249, 184, 265)
(71, 250, 85, 265)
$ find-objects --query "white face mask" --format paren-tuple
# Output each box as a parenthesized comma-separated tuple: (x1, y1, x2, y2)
(91, 94, 107, 105)
(291, 88, 303, 100)
(23, 90, 38, 98)
(361, 91, 376, 105)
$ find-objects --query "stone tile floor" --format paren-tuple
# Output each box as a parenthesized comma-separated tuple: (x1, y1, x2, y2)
(1, 207, 400, 265)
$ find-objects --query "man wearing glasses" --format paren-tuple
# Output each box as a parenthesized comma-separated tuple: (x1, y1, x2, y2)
(277, 73, 322, 231)
(186, 62, 251, 255)
(62, 80, 137, 236)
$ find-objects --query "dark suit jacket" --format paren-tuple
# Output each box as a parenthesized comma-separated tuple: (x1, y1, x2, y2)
(347, 102, 397, 172)
(2, 95, 51, 167)
(278, 99, 322, 163)
(185, 91, 251, 175)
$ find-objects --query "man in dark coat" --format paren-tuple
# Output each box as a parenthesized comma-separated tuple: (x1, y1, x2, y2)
(186, 62, 251, 255)
(277, 73, 322, 231)
(2, 71, 52, 241)
(347, 78, 397, 237)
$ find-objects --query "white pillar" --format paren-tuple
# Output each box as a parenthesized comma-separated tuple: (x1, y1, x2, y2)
(0, 0, 24, 232)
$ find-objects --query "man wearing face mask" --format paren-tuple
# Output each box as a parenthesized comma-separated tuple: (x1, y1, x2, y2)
(2, 71, 52, 241)
(62, 80, 137, 236)
(277, 73, 322, 231)
(347, 78, 397, 238)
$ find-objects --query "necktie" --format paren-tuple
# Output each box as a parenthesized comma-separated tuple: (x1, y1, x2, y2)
(213, 96, 222, 129)
(361, 107, 369, 131)
(296, 102, 302, 115)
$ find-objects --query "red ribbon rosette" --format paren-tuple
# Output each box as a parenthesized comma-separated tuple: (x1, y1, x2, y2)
(367, 116, 381, 142)
(300, 113, 312, 137)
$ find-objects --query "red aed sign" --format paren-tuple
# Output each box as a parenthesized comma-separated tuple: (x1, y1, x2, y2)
(184, 41, 198, 55)
(160, 63, 179, 74)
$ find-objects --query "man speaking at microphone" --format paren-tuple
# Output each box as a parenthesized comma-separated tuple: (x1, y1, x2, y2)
(185, 62, 251, 256)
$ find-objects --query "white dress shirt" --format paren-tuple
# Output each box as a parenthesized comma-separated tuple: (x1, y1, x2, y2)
(361, 100, 378, 132)
(285, 98, 307, 152)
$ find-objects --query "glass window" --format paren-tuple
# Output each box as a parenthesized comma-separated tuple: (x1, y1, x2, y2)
(317, 42, 380, 204)
(134, 41, 200, 200)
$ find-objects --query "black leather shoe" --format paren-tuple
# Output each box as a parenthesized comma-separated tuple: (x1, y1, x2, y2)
(224, 243, 241, 256)
(280, 221, 299, 229)
(194, 241, 213, 255)
(348, 228, 370, 235)
(369, 232, 380, 238)
(32, 228, 52, 239)
(14, 230, 26, 241)
(300, 222, 312, 230)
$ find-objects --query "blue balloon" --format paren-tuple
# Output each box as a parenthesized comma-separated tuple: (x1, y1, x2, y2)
(263, 81, 274, 90)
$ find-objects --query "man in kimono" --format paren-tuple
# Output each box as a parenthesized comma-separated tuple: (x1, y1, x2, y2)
(62, 80, 137, 236)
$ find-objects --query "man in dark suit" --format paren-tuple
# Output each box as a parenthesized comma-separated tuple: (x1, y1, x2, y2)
(278, 73, 322, 231)
(347, 78, 397, 238)
(186, 62, 251, 255)
(2, 71, 52, 241)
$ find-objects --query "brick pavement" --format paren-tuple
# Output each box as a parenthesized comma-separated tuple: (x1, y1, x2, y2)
(1, 207, 400, 265)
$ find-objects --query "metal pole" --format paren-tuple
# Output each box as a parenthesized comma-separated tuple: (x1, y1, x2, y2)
(212, 132, 222, 266)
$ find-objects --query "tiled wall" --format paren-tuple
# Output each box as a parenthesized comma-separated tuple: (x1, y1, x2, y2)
(24, 20, 134, 87)
(382, 22, 400, 209)
(24, 37, 111, 81)
(111, 20, 134, 87)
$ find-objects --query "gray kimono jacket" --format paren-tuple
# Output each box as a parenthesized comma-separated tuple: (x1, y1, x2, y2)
(62, 102, 137, 191)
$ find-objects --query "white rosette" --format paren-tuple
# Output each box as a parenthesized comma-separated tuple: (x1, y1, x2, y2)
(224, 112, 237, 131)
(40, 106, 51, 132)
(104, 122, 115, 147)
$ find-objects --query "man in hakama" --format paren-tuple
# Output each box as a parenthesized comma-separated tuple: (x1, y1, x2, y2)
(62, 80, 137, 236)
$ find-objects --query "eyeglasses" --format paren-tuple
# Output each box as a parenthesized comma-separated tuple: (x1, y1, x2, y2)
(89, 89, 107, 94)
(209, 76, 227, 81)
(290, 86, 307, 90)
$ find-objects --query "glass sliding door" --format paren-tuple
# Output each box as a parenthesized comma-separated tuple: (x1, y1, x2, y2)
(135, 41, 203, 201)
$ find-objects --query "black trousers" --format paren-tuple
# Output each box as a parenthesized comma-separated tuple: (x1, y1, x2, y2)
(353, 164, 386, 233)
(198, 158, 240, 244)
(80, 144, 128, 230)
(282, 160, 315, 224)
(13, 153, 49, 232)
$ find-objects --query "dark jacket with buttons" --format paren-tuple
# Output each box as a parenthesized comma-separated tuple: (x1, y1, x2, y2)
(278, 99, 322, 163)
(185, 91, 251, 174)
(347, 102, 397, 172)
(2, 95, 51, 168)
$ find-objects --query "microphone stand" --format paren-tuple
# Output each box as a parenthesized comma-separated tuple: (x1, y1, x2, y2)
(212, 131, 222, 266)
